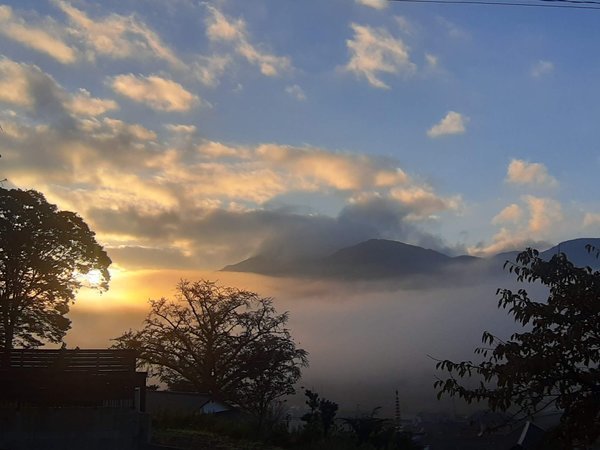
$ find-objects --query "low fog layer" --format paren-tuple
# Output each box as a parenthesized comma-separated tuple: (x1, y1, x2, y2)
(66, 261, 547, 417)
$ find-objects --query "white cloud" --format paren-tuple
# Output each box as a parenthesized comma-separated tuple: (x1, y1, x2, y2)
(492, 203, 523, 225)
(0, 5, 77, 64)
(531, 60, 554, 78)
(427, 111, 467, 138)
(469, 196, 563, 256)
(193, 55, 231, 87)
(110, 74, 199, 112)
(165, 124, 197, 134)
(344, 23, 415, 89)
(0, 58, 121, 121)
(389, 186, 463, 219)
(67, 89, 118, 116)
(54, 0, 181, 66)
(0, 58, 40, 108)
(524, 195, 563, 234)
(583, 212, 600, 228)
(506, 159, 558, 187)
(356, 0, 388, 9)
(205, 6, 291, 77)
(285, 84, 306, 101)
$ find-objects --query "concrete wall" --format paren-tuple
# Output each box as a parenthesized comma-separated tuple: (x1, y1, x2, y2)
(0, 407, 150, 450)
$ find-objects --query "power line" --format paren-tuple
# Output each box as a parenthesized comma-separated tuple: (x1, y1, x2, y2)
(389, 0, 600, 9)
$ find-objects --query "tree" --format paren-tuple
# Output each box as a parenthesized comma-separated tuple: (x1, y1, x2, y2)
(113, 279, 308, 427)
(0, 188, 110, 350)
(435, 248, 600, 447)
(301, 389, 339, 439)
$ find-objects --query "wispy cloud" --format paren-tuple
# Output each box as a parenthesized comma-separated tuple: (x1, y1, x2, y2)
(355, 0, 388, 9)
(285, 84, 306, 101)
(0, 5, 77, 64)
(192, 55, 231, 87)
(344, 23, 415, 89)
(110, 74, 199, 112)
(436, 16, 469, 39)
(427, 111, 467, 138)
(165, 124, 197, 134)
(531, 60, 554, 78)
(205, 5, 292, 77)
(67, 89, 118, 116)
(54, 0, 181, 66)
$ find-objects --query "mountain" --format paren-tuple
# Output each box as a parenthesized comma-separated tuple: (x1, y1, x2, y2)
(222, 237, 600, 280)
(540, 238, 600, 269)
(222, 239, 478, 279)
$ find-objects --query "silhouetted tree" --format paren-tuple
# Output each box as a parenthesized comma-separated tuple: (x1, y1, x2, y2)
(301, 389, 339, 438)
(342, 407, 387, 446)
(113, 279, 308, 428)
(435, 248, 600, 447)
(0, 188, 110, 349)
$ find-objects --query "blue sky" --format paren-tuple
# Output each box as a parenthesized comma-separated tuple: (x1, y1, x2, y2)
(0, 0, 599, 272)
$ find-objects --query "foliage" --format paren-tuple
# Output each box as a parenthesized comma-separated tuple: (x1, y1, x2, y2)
(113, 279, 308, 427)
(300, 389, 339, 439)
(342, 408, 387, 446)
(0, 187, 110, 349)
(341, 408, 421, 450)
(435, 248, 600, 446)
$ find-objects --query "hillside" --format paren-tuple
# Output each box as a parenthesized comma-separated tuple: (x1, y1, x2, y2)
(222, 237, 600, 279)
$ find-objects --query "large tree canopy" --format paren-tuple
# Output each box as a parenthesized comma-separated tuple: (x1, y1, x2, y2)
(0, 188, 111, 349)
(113, 279, 308, 422)
(435, 248, 600, 447)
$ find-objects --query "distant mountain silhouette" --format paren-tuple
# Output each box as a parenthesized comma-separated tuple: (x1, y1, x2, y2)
(539, 238, 600, 269)
(222, 239, 478, 279)
(222, 237, 600, 279)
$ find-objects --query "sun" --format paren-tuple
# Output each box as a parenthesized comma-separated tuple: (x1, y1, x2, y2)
(77, 269, 104, 288)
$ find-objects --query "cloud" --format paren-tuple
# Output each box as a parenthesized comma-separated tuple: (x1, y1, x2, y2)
(506, 159, 558, 187)
(531, 60, 554, 78)
(2, 111, 462, 269)
(436, 16, 469, 39)
(255, 144, 409, 192)
(524, 195, 562, 234)
(344, 23, 415, 89)
(165, 124, 197, 134)
(356, 0, 388, 9)
(389, 186, 463, 219)
(110, 74, 199, 112)
(0, 64, 462, 271)
(205, 6, 291, 77)
(0, 58, 66, 111)
(54, 0, 181, 66)
(427, 111, 467, 138)
(395, 16, 415, 35)
(469, 196, 562, 256)
(0, 5, 77, 64)
(285, 84, 307, 101)
(425, 53, 438, 69)
(67, 89, 118, 116)
(583, 212, 600, 228)
(193, 55, 231, 87)
(491, 203, 523, 225)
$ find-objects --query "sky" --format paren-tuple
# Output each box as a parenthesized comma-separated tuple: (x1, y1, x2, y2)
(1, 0, 598, 413)
(1, 0, 600, 277)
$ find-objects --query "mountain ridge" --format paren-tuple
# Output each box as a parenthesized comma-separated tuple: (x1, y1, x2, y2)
(222, 237, 600, 280)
